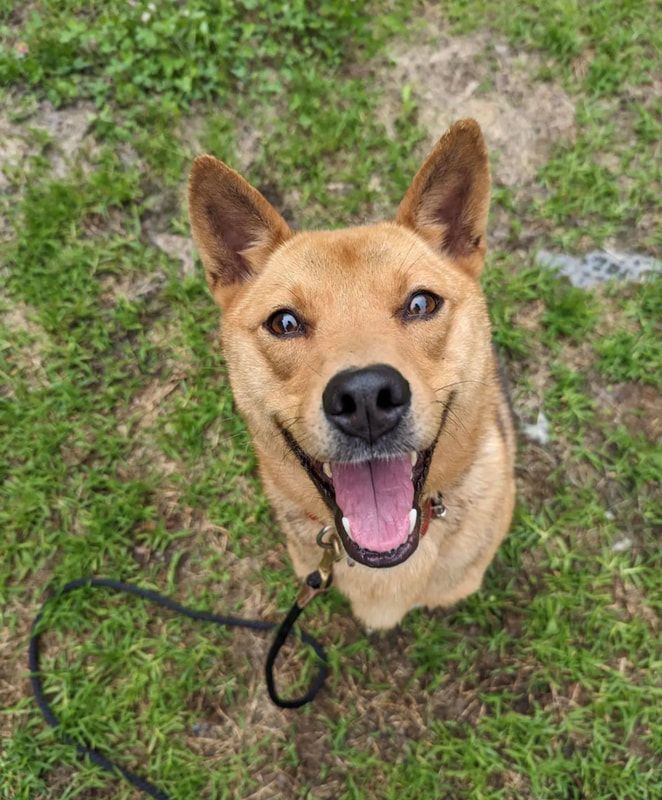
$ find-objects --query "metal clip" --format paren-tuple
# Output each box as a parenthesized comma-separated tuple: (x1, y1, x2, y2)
(297, 527, 343, 608)
(430, 493, 447, 519)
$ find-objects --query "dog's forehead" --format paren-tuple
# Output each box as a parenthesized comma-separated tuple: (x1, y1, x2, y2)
(268, 223, 435, 285)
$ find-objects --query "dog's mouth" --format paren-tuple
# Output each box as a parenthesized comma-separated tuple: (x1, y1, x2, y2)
(279, 428, 438, 568)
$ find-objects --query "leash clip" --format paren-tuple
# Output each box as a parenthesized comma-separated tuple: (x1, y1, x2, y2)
(297, 527, 342, 608)
(430, 493, 447, 519)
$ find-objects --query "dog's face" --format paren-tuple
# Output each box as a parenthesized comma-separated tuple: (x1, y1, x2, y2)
(189, 120, 493, 569)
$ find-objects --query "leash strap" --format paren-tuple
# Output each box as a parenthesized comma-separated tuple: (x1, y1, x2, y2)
(265, 566, 331, 709)
(28, 575, 329, 798)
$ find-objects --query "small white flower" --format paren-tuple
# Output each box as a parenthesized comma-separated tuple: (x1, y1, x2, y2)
(148, 2, 156, 10)
(141, 11, 151, 23)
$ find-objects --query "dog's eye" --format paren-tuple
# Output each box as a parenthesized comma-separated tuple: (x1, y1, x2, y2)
(403, 291, 443, 320)
(266, 309, 306, 337)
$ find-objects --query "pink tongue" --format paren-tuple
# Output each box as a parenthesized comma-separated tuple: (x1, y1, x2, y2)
(331, 456, 414, 553)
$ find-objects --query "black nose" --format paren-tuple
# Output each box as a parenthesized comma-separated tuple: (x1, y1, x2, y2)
(323, 364, 411, 442)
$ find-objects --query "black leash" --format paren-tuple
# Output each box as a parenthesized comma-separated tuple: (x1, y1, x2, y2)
(28, 546, 338, 799)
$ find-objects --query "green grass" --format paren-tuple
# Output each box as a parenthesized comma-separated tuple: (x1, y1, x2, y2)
(437, 0, 661, 251)
(1, 1, 660, 799)
(442, 0, 658, 93)
(595, 280, 662, 385)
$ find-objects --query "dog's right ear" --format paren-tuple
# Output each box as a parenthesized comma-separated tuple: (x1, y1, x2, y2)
(188, 156, 291, 307)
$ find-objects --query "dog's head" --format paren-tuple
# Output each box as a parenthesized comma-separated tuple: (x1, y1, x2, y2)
(189, 120, 494, 568)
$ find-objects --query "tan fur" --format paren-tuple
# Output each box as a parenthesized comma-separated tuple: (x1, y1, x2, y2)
(188, 119, 516, 630)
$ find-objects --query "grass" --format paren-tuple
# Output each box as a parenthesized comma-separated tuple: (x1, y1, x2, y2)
(595, 280, 662, 385)
(439, 0, 661, 251)
(1, 1, 660, 798)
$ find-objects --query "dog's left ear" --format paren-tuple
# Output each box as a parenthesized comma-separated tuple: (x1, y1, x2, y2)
(396, 119, 490, 278)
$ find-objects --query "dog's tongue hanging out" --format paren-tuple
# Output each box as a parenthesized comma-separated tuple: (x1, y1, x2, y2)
(331, 457, 414, 552)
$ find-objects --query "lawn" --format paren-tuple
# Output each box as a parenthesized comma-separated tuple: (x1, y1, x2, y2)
(0, 1, 660, 798)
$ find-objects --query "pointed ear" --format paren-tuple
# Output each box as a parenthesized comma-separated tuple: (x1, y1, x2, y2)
(188, 155, 291, 306)
(396, 119, 491, 277)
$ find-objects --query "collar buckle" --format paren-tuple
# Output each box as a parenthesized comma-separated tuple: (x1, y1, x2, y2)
(430, 493, 447, 519)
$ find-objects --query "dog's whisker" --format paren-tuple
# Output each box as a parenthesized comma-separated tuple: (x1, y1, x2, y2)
(302, 361, 323, 378)
(399, 252, 426, 280)
(219, 430, 251, 443)
(432, 401, 466, 436)
(397, 240, 416, 272)
(433, 379, 488, 393)
(279, 418, 304, 438)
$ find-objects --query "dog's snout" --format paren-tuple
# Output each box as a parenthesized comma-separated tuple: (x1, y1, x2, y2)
(323, 364, 411, 442)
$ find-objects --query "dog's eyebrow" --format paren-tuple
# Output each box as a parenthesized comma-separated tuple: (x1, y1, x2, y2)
(288, 285, 309, 308)
(382, 252, 430, 302)
(261, 284, 316, 323)
(398, 251, 428, 282)
(263, 279, 307, 304)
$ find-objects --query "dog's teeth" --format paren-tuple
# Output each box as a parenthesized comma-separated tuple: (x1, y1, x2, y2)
(408, 508, 418, 534)
(322, 462, 332, 478)
(410, 451, 417, 466)
(342, 516, 351, 535)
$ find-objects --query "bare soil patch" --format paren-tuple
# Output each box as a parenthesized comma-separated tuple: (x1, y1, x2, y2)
(0, 301, 52, 392)
(0, 100, 97, 188)
(598, 381, 660, 443)
(376, 29, 575, 189)
(150, 233, 197, 279)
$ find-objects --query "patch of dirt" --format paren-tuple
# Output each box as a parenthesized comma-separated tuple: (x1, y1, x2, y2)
(0, 100, 97, 188)
(234, 121, 263, 173)
(596, 381, 660, 442)
(26, 768, 117, 800)
(32, 103, 97, 177)
(81, 207, 129, 239)
(177, 107, 274, 176)
(0, 121, 31, 193)
(118, 436, 182, 486)
(113, 374, 189, 493)
(108, 268, 169, 309)
(377, 30, 575, 188)
(99, 269, 167, 306)
(510, 302, 552, 413)
(0, 607, 33, 739)
(150, 232, 197, 278)
(140, 184, 186, 241)
(255, 180, 298, 227)
(0, 546, 64, 741)
(373, 26, 575, 241)
(500, 770, 534, 799)
(124, 371, 188, 433)
(290, 715, 338, 791)
(0, 301, 52, 392)
(514, 448, 557, 514)
(611, 577, 659, 631)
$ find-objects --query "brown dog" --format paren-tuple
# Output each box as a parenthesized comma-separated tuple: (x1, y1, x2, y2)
(188, 119, 515, 630)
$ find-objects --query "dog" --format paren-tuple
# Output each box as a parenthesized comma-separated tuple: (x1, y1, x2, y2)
(188, 119, 516, 630)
